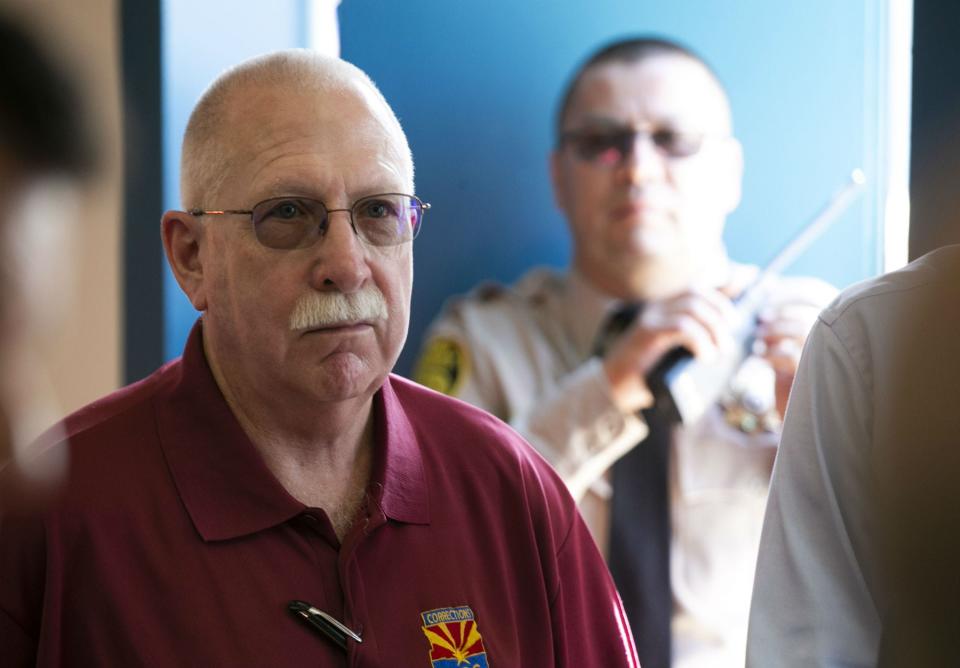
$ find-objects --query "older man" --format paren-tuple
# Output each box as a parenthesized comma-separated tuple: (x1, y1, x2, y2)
(415, 37, 835, 668)
(0, 51, 637, 667)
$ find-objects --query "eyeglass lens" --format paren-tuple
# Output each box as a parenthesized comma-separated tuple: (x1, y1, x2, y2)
(250, 194, 423, 249)
(566, 127, 704, 165)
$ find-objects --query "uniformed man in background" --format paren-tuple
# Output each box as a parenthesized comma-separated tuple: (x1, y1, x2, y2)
(415, 36, 835, 668)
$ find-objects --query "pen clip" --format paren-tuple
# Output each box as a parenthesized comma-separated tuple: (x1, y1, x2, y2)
(289, 600, 363, 650)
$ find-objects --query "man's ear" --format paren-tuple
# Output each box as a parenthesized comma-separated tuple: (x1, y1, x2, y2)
(161, 210, 207, 311)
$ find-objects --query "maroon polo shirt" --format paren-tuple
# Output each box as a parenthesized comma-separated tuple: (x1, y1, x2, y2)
(0, 321, 638, 667)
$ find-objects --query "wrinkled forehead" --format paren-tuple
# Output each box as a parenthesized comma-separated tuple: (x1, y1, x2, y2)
(566, 55, 733, 135)
(222, 81, 413, 188)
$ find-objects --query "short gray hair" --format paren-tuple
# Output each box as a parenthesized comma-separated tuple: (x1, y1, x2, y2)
(555, 36, 731, 145)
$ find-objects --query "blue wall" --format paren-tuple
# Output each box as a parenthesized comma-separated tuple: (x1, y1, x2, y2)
(163, 1, 884, 374)
(339, 1, 881, 376)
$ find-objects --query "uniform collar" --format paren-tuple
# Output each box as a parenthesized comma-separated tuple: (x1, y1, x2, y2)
(155, 320, 429, 542)
(563, 251, 746, 358)
(562, 270, 620, 358)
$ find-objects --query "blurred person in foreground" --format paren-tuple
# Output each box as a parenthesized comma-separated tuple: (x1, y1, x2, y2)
(0, 15, 94, 494)
(415, 36, 836, 668)
(0, 50, 639, 666)
(748, 246, 960, 666)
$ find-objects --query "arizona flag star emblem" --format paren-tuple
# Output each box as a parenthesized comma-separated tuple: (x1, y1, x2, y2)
(420, 605, 490, 667)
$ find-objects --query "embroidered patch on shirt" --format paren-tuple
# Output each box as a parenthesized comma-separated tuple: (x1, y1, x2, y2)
(420, 605, 490, 667)
(413, 338, 469, 397)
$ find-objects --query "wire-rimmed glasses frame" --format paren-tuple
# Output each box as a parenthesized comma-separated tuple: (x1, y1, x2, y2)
(188, 192, 430, 250)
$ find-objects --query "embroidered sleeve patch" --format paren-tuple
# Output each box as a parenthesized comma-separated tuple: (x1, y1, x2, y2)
(413, 338, 470, 396)
(421, 606, 489, 667)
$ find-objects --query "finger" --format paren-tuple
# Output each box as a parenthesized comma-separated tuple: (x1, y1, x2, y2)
(680, 287, 739, 326)
(621, 289, 737, 373)
(614, 314, 719, 377)
(660, 290, 738, 353)
(762, 337, 803, 374)
(665, 312, 723, 363)
(717, 281, 743, 300)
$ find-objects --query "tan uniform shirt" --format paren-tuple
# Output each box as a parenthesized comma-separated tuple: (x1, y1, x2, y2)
(414, 264, 836, 668)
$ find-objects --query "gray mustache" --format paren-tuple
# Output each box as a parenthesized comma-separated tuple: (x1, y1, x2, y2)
(289, 286, 388, 331)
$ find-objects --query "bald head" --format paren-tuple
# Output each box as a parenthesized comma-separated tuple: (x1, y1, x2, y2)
(180, 49, 413, 208)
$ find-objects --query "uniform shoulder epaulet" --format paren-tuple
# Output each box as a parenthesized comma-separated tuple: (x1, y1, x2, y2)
(512, 267, 564, 307)
(455, 267, 562, 308)
(472, 281, 509, 302)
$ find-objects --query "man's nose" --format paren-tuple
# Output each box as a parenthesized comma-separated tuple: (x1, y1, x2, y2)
(309, 210, 371, 292)
(620, 131, 666, 184)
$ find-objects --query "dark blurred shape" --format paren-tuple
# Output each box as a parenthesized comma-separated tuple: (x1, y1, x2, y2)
(0, 15, 96, 178)
(873, 252, 960, 666)
(120, 0, 165, 383)
(0, 12, 96, 477)
(909, 0, 960, 258)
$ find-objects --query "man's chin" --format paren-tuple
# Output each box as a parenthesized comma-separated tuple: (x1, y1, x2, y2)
(627, 224, 676, 257)
(621, 254, 697, 301)
(307, 353, 391, 403)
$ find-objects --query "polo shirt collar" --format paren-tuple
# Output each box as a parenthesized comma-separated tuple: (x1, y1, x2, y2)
(370, 377, 429, 525)
(155, 320, 429, 542)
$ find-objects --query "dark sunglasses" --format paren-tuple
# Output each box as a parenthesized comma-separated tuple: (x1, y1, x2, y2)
(560, 126, 706, 166)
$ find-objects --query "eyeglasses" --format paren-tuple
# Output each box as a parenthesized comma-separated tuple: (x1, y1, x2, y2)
(188, 193, 430, 249)
(560, 126, 707, 166)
